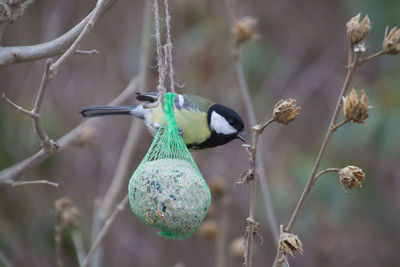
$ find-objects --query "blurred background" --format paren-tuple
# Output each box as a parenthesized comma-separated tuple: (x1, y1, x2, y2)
(1, 0, 400, 266)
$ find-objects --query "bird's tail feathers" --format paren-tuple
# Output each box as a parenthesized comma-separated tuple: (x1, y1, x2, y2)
(80, 104, 146, 119)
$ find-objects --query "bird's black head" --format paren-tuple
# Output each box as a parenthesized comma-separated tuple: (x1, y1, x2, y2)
(192, 104, 246, 149)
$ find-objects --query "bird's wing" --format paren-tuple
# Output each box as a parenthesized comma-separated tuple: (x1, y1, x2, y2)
(135, 92, 159, 103)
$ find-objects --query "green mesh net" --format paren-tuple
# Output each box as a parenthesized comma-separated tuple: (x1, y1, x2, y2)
(128, 92, 211, 240)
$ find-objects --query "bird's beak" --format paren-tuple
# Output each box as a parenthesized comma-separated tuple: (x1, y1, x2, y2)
(236, 130, 248, 143)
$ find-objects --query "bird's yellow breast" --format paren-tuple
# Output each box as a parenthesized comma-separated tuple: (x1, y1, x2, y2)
(150, 105, 210, 145)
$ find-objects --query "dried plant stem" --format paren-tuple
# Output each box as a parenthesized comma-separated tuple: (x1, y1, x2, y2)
(8, 180, 58, 187)
(312, 168, 341, 185)
(82, 195, 129, 267)
(243, 119, 274, 267)
(359, 50, 385, 65)
(224, 0, 280, 248)
(286, 52, 361, 232)
(331, 120, 349, 132)
(0, 77, 138, 183)
(272, 50, 364, 267)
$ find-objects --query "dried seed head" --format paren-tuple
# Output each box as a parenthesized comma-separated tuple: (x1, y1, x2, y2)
(237, 168, 256, 184)
(233, 16, 257, 44)
(343, 88, 370, 123)
(273, 99, 301, 125)
(55, 198, 79, 228)
(72, 126, 95, 147)
(278, 225, 303, 257)
(339, 166, 365, 190)
(197, 220, 218, 240)
(209, 176, 226, 198)
(346, 13, 371, 44)
(229, 237, 245, 259)
(383, 27, 400, 55)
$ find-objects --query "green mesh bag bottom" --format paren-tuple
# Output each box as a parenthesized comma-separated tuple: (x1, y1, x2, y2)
(128, 93, 211, 240)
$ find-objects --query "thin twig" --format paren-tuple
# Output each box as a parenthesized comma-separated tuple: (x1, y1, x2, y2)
(75, 49, 99, 57)
(3, 59, 57, 151)
(272, 49, 364, 267)
(49, 0, 107, 77)
(359, 50, 385, 65)
(82, 195, 129, 267)
(2, 93, 37, 118)
(8, 180, 59, 187)
(331, 120, 349, 132)
(0, 77, 138, 183)
(285, 51, 362, 233)
(243, 118, 274, 267)
(0, 0, 119, 69)
(33, 60, 58, 150)
(311, 168, 341, 185)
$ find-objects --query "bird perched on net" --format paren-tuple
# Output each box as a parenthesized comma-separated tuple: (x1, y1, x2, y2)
(80, 92, 247, 150)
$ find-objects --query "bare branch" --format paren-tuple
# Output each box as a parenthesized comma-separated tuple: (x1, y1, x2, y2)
(0, 77, 138, 184)
(32, 60, 58, 151)
(82, 195, 129, 267)
(0, 13, 90, 68)
(2, 93, 37, 118)
(75, 49, 99, 57)
(0, 0, 119, 69)
(8, 179, 58, 187)
(3, 59, 57, 151)
(359, 50, 385, 65)
(49, 0, 109, 77)
(272, 44, 365, 267)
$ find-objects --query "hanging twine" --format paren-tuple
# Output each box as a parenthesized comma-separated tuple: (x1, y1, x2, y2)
(153, 0, 175, 106)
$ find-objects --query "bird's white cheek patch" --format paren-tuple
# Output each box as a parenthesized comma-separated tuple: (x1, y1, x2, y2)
(210, 111, 237, 134)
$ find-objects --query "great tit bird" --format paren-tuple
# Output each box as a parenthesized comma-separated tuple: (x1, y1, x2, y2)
(80, 92, 247, 150)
